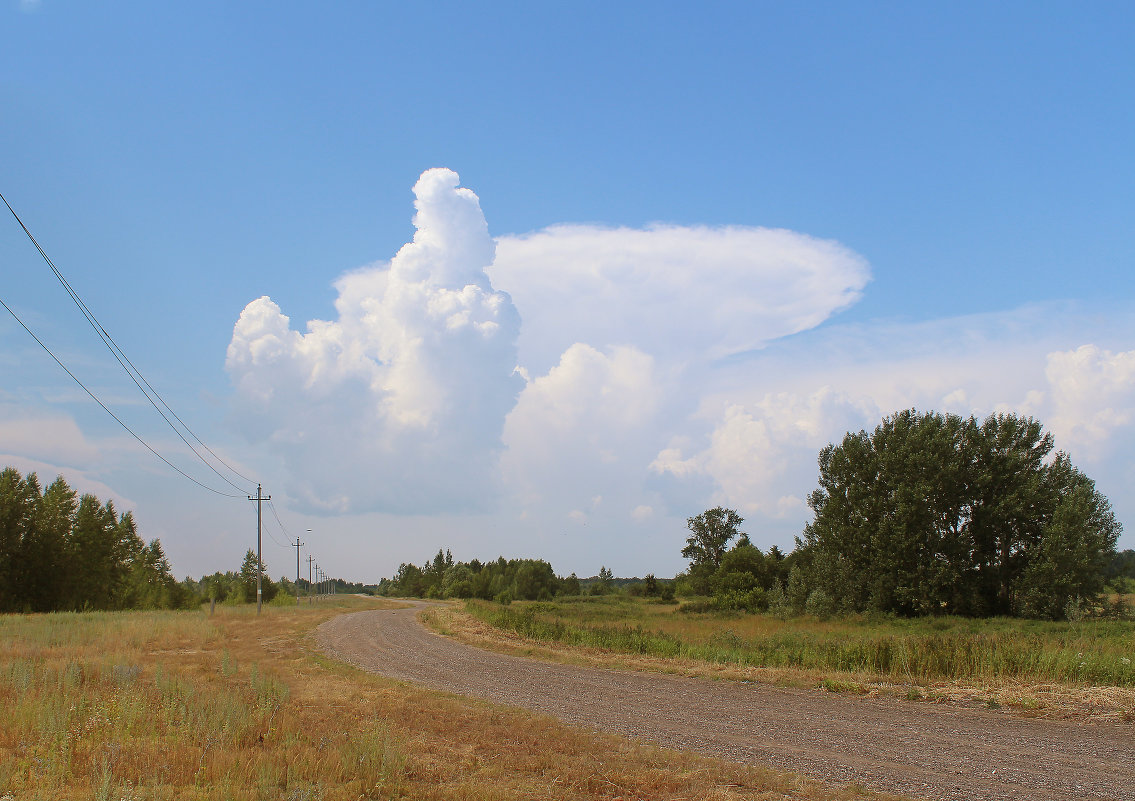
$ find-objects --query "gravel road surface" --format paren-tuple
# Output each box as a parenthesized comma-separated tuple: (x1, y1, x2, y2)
(315, 603, 1135, 801)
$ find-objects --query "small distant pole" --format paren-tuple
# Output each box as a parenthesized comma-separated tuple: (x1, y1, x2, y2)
(247, 483, 271, 615)
(307, 555, 315, 605)
(292, 537, 304, 605)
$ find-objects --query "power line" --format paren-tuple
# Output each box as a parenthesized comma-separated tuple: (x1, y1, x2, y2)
(259, 505, 292, 549)
(267, 498, 294, 539)
(1, 191, 255, 494)
(0, 295, 244, 499)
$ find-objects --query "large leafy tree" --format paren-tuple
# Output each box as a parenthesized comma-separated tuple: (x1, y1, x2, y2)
(802, 410, 1120, 618)
(682, 507, 744, 572)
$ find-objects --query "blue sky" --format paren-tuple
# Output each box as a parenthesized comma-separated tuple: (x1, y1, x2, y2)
(2, 1, 1133, 582)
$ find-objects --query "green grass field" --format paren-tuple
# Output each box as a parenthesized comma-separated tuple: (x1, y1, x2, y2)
(466, 596, 1135, 688)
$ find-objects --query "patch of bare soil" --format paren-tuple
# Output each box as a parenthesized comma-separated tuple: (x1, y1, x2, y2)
(316, 603, 1135, 801)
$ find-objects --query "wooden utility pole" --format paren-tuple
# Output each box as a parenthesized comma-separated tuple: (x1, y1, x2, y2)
(307, 555, 314, 605)
(247, 484, 270, 614)
(292, 537, 304, 605)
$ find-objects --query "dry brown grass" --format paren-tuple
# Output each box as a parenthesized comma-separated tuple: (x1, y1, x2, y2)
(423, 602, 1135, 722)
(0, 598, 912, 800)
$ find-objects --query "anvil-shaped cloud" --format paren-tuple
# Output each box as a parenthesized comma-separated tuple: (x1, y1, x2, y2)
(226, 168, 872, 515)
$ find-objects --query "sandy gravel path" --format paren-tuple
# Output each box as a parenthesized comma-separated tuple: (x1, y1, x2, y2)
(315, 603, 1135, 801)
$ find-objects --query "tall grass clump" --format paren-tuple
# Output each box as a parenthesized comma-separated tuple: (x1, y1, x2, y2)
(467, 598, 1135, 686)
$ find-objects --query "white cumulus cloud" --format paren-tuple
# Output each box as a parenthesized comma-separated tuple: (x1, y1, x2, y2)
(1044, 344, 1135, 460)
(502, 343, 662, 512)
(226, 168, 522, 513)
(651, 389, 872, 518)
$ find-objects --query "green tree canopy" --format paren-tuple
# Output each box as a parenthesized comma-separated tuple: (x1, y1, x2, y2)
(801, 410, 1120, 618)
(682, 507, 744, 572)
(0, 467, 196, 612)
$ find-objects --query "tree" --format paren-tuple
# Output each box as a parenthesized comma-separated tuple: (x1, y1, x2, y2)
(22, 476, 76, 611)
(0, 466, 188, 612)
(513, 560, 556, 600)
(682, 507, 744, 573)
(239, 548, 278, 604)
(0, 467, 37, 610)
(588, 566, 614, 596)
(560, 572, 581, 596)
(802, 410, 1120, 618)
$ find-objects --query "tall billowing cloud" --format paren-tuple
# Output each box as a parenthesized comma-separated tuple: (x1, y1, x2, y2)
(226, 170, 874, 522)
(226, 168, 522, 513)
(222, 168, 1133, 564)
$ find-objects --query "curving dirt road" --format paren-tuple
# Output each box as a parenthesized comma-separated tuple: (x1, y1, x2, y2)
(315, 603, 1135, 801)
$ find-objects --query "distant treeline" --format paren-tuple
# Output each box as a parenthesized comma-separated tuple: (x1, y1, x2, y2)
(0, 467, 195, 612)
(377, 549, 675, 603)
(380, 550, 581, 602)
(188, 552, 379, 605)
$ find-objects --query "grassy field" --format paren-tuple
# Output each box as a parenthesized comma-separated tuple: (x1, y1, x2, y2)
(0, 597, 910, 801)
(451, 596, 1135, 719)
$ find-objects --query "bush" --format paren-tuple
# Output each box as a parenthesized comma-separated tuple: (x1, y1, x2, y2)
(767, 581, 791, 619)
(715, 587, 768, 613)
(805, 588, 837, 619)
(448, 580, 474, 599)
(559, 573, 581, 596)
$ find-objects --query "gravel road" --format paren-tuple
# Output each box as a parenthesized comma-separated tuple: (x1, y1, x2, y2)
(315, 603, 1135, 801)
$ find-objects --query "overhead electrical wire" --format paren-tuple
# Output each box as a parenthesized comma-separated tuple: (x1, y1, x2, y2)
(266, 499, 295, 540)
(0, 295, 244, 499)
(258, 507, 292, 549)
(1, 191, 255, 495)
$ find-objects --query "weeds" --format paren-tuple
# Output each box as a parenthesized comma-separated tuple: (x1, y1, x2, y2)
(467, 597, 1135, 687)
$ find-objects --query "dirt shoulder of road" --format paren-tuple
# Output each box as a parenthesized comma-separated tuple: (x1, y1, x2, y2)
(420, 601, 1135, 723)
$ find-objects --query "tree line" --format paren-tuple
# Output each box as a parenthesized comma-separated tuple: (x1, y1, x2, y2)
(378, 549, 591, 603)
(188, 552, 379, 604)
(677, 410, 1124, 620)
(0, 467, 195, 612)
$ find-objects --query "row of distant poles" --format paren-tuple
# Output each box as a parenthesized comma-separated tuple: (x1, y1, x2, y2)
(248, 484, 334, 614)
